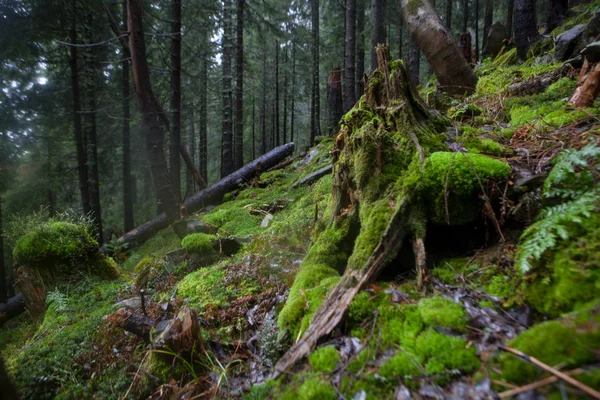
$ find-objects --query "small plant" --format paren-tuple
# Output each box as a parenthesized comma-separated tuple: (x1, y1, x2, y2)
(517, 143, 600, 272)
(103, 238, 130, 260)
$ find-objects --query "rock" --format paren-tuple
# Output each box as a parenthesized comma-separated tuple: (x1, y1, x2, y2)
(585, 9, 600, 39)
(483, 22, 507, 58)
(185, 220, 215, 235)
(211, 237, 243, 256)
(580, 41, 600, 62)
(555, 24, 586, 61)
(299, 149, 320, 165)
(260, 213, 274, 227)
(164, 248, 187, 267)
(114, 297, 143, 310)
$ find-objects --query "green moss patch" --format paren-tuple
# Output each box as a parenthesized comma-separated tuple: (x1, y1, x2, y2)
(308, 346, 340, 372)
(181, 233, 216, 254)
(418, 296, 469, 329)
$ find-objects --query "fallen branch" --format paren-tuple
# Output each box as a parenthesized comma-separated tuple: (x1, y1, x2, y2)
(0, 293, 25, 324)
(110, 308, 156, 343)
(499, 345, 600, 399)
(102, 143, 295, 250)
(292, 164, 333, 188)
(498, 368, 585, 399)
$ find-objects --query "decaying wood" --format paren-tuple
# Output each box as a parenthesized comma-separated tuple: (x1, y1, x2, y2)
(0, 293, 25, 324)
(292, 164, 333, 188)
(102, 143, 295, 251)
(273, 195, 414, 377)
(15, 266, 48, 318)
(266, 152, 305, 172)
(570, 61, 600, 108)
(499, 345, 600, 399)
(111, 307, 156, 343)
(498, 368, 585, 399)
(180, 146, 206, 188)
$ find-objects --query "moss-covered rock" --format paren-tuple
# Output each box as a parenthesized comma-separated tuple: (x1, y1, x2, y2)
(181, 233, 216, 254)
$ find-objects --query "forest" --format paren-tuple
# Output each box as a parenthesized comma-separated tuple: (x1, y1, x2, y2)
(1, 0, 600, 398)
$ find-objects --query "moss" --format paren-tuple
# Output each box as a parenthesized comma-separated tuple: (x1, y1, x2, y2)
(121, 227, 182, 271)
(181, 233, 216, 254)
(464, 137, 506, 156)
(341, 375, 393, 398)
(431, 258, 475, 284)
(308, 346, 340, 372)
(379, 351, 422, 379)
(134, 256, 156, 273)
(13, 221, 97, 270)
(418, 296, 468, 329)
(296, 377, 337, 400)
(202, 205, 263, 237)
(424, 152, 510, 196)
(405, 0, 423, 14)
(243, 380, 276, 400)
(476, 58, 559, 96)
(485, 275, 516, 298)
(499, 303, 600, 384)
(448, 104, 483, 121)
(349, 290, 385, 323)
(458, 125, 485, 137)
(546, 77, 576, 98)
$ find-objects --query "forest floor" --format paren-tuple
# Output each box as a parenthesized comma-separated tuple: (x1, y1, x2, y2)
(2, 5, 600, 400)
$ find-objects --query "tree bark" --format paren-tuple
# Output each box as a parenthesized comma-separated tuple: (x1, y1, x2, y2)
(234, 0, 244, 170)
(514, 0, 540, 60)
(122, 0, 134, 232)
(0, 294, 25, 324)
(291, 41, 296, 143)
(401, 0, 478, 95)
(283, 46, 288, 144)
(105, 143, 295, 249)
(407, 36, 420, 86)
(310, 0, 321, 146)
(0, 195, 6, 304)
(221, 0, 234, 178)
(70, 0, 91, 217)
(475, 0, 480, 61)
(327, 66, 344, 135)
(370, 0, 387, 72)
(275, 41, 280, 147)
(127, 0, 180, 222)
(169, 0, 182, 202)
(569, 60, 600, 108)
(199, 23, 208, 190)
(344, 0, 357, 111)
(462, 0, 469, 33)
(507, 0, 514, 37)
(356, 0, 365, 98)
(261, 43, 267, 155)
(446, 0, 453, 31)
(397, 4, 404, 59)
(482, 0, 494, 52)
(545, 0, 568, 34)
(252, 96, 256, 159)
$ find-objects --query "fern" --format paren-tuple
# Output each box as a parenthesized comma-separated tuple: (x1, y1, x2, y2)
(517, 143, 600, 273)
(46, 289, 69, 312)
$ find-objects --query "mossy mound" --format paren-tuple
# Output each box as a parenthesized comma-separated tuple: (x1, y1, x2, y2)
(181, 233, 217, 254)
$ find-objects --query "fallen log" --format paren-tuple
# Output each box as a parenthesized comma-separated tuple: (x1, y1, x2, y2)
(110, 308, 156, 343)
(104, 143, 295, 250)
(0, 293, 26, 324)
(292, 164, 333, 188)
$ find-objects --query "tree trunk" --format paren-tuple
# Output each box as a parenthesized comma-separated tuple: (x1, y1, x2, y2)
(291, 41, 296, 143)
(283, 46, 288, 144)
(356, 0, 365, 98)
(261, 43, 267, 155)
(84, 12, 103, 245)
(569, 60, 600, 107)
(482, 0, 494, 52)
(0, 294, 25, 324)
(475, 0, 480, 61)
(463, 0, 469, 33)
(370, 0, 387, 72)
(274, 46, 444, 377)
(127, 0, 180, 222)
(507, 0, 514, 37)
(169, 0, 182, 202)
(459, 32, 473, 63)
(514, 0, 540, 60)
(402, 0, 478, 95)
(545, 0, 568, 34)
(275, 41, 280, 147)
(407, 36, 420, 86)
(199, 23, 208, 190)
(397, 4, 404, 59)
(106, 143, 295, 249)
(221, 0, 234, 178)
(70, 0, 91, 217)
(234, 0, 244, 170)
(122, 0, 134, 232)
(310, 0, 321, 146)
(327, 66, 344, 135)
(446, 0, 452, 31)
(0, 195, 5, 304)
(344, 0, 357, 111)
(252, 96, 256, 159)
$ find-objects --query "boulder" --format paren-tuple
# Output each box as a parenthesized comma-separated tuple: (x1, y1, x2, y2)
(555, 24, 586, 61)
(585, 9, 600, 40)
(483, 22, 508, 58)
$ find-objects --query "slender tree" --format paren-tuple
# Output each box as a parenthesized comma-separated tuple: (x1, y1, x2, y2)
(514, 0, 540, 60)
(0, 195, 5, 303)
(275, 41, 280, 147)
(475, 0, 479, 61)
(310, 0, 321, 146)
(169, 0, 182, 200)
(370, 0, 386, 72)
(462, 0, 469, 33)
(407, 37, 420, 86)
(122, 0, 134, 231)
(545, 0, 568, 33)
(482, 0, 493, 52)
(234, 0, 244, 170)
(127, 0, 180, 221)
(252, 96, 256, 159)
(70, 0, 91, 216)
(356, 0, 365, 98)
(198, 22, 208, 189)
(221, 0, 234, 178)
(261, 42, 267, 155)
(397, 4, 403, 59)
(290, 40, 296, 143)
(401, 0, 478, 95)
(344, 0, 356, 111)
(506, 0, 514, 37)
(283, 46, 288, 144)
(446, 0, 452, 31)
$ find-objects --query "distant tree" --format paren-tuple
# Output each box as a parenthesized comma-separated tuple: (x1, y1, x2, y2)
(234, 0, 244, 170)
(198, 21, 209, 189)
(0, 195, 5, 303)
(169, 0, 182, 200)
(356, 0, 366, 98)
(344, 0, 357, 111)
(401, 0, 478, 95)
(121, 0, 134, 232)
(482, 0, 493, 52)
(370, 0, 386, 72)
(446, 0, 453, 31)
(545, 0, 568, 33)
(221, 0, 234, 178)
(407, 37, 420, 86)
(462, 0, 469, 33)
(275, 41, 280, 146)
(514, 0, 540, 60)
(327, 66, 343, 134)
(310, 0, 321, 145)
(507, 0, 514, 37)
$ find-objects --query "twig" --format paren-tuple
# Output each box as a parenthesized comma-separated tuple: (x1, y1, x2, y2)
(499, 346, 600, 399)
(498, 368, 585, 399)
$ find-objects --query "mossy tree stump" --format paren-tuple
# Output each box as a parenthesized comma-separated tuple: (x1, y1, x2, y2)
(274, 46, 510, 377)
